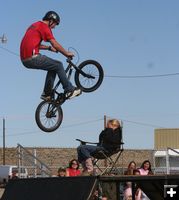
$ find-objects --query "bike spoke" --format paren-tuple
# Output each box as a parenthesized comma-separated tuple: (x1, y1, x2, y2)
(79, 64, 99, 88)
(37, 102, 61, 131)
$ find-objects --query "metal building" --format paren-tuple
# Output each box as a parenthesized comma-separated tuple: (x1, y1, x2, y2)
(154, 128, 179, 150)
(154, 128, 179, 174)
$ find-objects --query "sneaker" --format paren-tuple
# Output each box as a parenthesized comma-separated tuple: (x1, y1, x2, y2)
(40, 93, 52, 101)
(65, 88, 82, 99)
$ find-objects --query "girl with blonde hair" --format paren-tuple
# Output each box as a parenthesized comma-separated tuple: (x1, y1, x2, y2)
(77, 119, 122, 175)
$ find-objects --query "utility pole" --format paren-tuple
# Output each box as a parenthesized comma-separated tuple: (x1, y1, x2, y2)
(104, 115, 107, 167)
(3, 118, 5, 165)
(0, 34, 7, 44)
(104, 115, 107, 128)
(0, 35, 7, 165)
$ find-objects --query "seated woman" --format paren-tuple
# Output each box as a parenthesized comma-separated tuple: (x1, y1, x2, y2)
(135, 160, 153, 200)
(123, 161, 137, 200)
(77, 119, 122, 175)
(66, 159, 81, 177)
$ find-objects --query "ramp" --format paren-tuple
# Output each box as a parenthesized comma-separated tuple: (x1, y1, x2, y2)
(2, 175, 179, 200)
(99, 174, 179, 200)
(1, 176, 97, 200)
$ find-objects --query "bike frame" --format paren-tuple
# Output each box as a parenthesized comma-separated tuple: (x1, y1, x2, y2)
(53, 58, 95, 95)
(35, 57, 103, 132)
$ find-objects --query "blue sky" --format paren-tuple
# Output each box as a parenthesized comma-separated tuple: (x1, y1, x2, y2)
(1, 0, 179, 149)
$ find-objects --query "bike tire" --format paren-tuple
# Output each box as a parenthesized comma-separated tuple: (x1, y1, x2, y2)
(74, 60, 104, 92)
(35, 101, 63, 132)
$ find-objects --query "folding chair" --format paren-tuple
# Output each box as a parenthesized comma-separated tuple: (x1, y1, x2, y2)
(76, 127, 124, 175)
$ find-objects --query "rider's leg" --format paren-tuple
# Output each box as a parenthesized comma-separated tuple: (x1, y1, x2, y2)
(41, 57, 82, 98)
(42, 57, 74, 92)
(41, 56, 82, 99)
(22, 55, 81, 98)
(43, 71, 56, 96)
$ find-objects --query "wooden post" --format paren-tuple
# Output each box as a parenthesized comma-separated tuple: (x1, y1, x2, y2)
(104, 115, 107, 167)
(104, 115, 107, 128)
(3, 118, 5, 165)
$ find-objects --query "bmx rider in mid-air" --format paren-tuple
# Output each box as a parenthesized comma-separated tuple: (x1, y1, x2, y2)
(20, 11, 82, 100)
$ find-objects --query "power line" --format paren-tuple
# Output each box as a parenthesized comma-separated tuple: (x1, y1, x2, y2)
(121, 119, 165, 128)
(60, 118, 103, 128)
(1, 45, 179, 79)
(0, 118, 104, 137)
(105, 73, 179, 79)
(1, 116, 165, 138)
(106, 115, 165, 128)
(0, 46, 19, 57)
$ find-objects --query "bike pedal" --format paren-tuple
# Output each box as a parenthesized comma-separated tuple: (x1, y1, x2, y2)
(57, 93, 65, 104)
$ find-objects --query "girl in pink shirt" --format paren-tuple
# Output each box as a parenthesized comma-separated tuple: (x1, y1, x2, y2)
(138, 160, 153, 175)
(136, 160, 153, 200)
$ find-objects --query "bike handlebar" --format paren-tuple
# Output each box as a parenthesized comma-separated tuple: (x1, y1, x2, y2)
(66, 57, 73, 63)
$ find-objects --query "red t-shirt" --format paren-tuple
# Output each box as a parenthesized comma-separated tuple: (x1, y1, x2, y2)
(66, 168, 81, 177)
(20, 21, 55, 60)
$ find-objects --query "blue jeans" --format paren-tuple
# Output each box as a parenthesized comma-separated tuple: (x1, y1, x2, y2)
(77, 144, 105, 163)
(22, 54, 74, 95)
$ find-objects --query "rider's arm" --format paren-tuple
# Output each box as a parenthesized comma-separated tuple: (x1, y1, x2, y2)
(39, 44, 49, 50)
(39, 44, 57, 52)
(49, 39, 74, 57)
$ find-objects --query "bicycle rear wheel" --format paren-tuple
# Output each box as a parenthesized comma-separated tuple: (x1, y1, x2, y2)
(74, 60, 104, 92)
(35, 101, 63, 132)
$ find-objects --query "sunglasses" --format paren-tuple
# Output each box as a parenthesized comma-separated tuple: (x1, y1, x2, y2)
(72, 162, 78, 165)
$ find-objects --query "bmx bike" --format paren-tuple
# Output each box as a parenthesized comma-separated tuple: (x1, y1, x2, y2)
(35, 57, 104, 132)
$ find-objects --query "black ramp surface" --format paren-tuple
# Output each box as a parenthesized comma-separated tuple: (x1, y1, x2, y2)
(137, 180, 164, 200)
(1, 176, 97, 200)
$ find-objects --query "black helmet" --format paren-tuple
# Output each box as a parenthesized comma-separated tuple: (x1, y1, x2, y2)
(43, 11, 60, 25)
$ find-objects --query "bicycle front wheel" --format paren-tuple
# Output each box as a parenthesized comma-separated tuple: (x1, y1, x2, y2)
(75, 60, 104, 92)
(35, 101, 63, 132)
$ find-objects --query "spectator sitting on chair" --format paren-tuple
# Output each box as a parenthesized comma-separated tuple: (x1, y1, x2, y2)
(57, 167, 66, 177)
(66, 159, 81, 177)
(124, 161, 136, 175)
(135, 160, 153, 200)
(138, 160, 153, 175)
(123, 161, 137, 200)
(77, 119, 122, 175)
